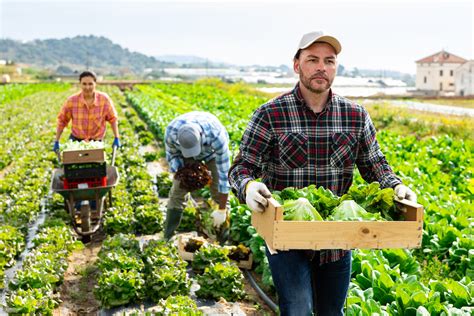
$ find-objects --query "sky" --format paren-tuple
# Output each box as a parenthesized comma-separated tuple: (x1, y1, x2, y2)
(0, 0, 472, 74)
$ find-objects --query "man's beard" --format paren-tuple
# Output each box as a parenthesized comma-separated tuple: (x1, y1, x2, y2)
(300, 71, 333, 94)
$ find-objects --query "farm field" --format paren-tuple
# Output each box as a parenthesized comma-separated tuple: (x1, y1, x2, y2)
(0, 81, 472, 315)
(412, 98, 474, 109)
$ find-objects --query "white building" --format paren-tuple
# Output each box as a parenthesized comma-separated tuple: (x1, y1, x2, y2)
(454, 60, 474, 96)
(415, 50, 467, 96)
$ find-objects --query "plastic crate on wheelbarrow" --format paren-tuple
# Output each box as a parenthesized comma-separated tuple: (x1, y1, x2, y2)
(51, 147, 119, 243)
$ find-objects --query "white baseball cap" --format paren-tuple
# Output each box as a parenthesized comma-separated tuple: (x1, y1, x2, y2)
(178, 123, 202, 158)
(296, 31, 342, 55)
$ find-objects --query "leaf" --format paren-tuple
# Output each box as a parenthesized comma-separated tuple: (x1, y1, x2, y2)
(416, 306, 430, 316)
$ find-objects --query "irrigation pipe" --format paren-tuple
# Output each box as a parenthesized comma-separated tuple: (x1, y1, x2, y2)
(244, 269, 278, 313)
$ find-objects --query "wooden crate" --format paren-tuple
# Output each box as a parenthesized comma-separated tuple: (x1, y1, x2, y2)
(224, 246, 254, 270)
(252, 198, 423, 251)
(62, 148, 105, 164)
(177, 233, 254, 269)
(177, 233, 207, 261)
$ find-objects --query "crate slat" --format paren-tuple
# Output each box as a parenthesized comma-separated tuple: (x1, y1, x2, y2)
(63, 148, 105, 164)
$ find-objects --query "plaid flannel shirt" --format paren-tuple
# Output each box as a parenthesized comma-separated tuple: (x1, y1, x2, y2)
(165, 111, 231, 194)
(229, 84, 401, 264)
(57, 91, 117, 141)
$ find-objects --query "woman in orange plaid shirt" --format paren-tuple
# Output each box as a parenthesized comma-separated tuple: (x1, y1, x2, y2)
(53, 71, 120, 151)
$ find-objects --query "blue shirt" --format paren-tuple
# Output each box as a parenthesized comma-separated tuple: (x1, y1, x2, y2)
(165, 111, 231, 193)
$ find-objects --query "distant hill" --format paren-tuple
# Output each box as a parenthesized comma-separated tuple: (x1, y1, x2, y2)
(0, 35, 176, 74)
(156, 54, 209, 64)
(155, 54, 234, 68)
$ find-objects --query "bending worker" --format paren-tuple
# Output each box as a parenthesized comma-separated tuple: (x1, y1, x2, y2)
(54, 70, 120, 149)
(229, 31, 417, 315)
(164, 111, 230, 240)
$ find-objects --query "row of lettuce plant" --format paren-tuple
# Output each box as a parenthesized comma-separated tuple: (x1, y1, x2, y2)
(0, 86, 70, 170)
(377, 131, 473, 280)
(0, 83, 69, 109)
(5, 204, 81, 315)
(0, 89, 74, 289)
(94, 234, 190, 309)
(125, 81, 267, 156)
(99, 86, 164, 236)
(125, 84, 198, 141)
(148, 79, 267, 144)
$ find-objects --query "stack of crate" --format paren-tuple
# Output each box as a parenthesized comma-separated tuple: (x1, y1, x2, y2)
(62, 148, 107, 189)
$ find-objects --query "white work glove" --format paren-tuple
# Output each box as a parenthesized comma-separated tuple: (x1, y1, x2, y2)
(211, 209, 227, 227)
(245, 181, 272, 213)
(394, 184, 417, 203)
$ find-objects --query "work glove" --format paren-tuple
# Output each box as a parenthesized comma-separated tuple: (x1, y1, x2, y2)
(394, 184, 417, 203)
(112, 137, 121, 148)
(53, 141, 60, 152)
(245, 181, 272, 213)
(211, 209, 227, 227)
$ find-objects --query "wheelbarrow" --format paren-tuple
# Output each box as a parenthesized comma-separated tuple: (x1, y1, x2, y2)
(51, 147, 120, 242)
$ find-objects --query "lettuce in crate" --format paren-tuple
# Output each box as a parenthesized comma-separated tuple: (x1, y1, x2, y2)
(281, 197, 324, 221)
(61, 139, 104, 152)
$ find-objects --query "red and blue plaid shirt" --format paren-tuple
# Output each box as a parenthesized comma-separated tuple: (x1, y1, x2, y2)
(229, 84, 401, 264)
(57, 91, 117, 141)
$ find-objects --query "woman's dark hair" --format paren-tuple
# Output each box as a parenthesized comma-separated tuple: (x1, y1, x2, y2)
(79, 71, 97, 82)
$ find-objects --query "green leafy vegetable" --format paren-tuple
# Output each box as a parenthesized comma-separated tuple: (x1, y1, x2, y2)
(282, 197, 323, 221)
(329, 200, 384, 221)
(196, 262, 246, 301)
(341, 182, 398, 220)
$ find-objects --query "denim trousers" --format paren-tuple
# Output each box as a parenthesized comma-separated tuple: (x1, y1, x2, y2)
(266, 248, 352, 316)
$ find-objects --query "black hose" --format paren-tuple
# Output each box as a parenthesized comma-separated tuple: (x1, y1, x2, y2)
(244, 269, 278, 313)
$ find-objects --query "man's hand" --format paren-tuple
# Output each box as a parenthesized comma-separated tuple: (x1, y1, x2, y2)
(394, 184, 417, 203)
(112, 137, 121, 148)
(245, 181, 272, 213)
(211, 209, 227, 227)
(53, 141, 60, 152)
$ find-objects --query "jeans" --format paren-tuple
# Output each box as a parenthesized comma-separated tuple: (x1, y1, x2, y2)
(266, 248, 352, 316)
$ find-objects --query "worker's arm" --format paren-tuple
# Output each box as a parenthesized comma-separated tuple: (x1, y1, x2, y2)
(111, 119, 120, 139)
(55, 99, 72, 142)
(55, 128, 64, 142)
(103, 94, 119, 137)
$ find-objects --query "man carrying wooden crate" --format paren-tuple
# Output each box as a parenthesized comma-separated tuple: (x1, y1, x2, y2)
(229, 31, 417, 315)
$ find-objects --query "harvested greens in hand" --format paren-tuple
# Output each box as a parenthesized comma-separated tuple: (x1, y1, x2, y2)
(175, 162, 212, 191)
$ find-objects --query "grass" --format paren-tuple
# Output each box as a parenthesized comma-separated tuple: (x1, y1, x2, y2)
(412, 98, 474, 109)
(362, 100, 474, 140)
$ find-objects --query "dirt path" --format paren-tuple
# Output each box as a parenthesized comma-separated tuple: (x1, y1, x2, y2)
(54, 236, 104, 316)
